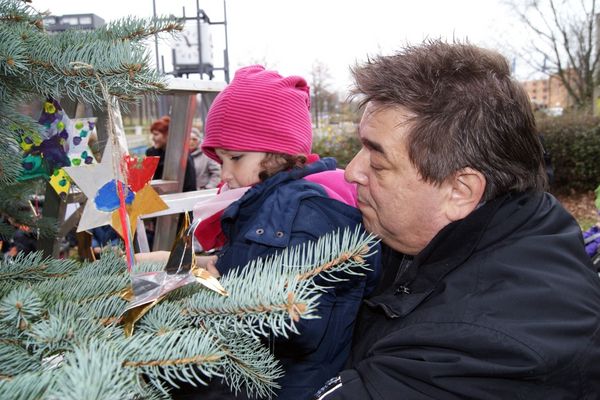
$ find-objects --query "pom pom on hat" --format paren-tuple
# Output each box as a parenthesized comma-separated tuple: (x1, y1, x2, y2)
(202, 65, 312, 162)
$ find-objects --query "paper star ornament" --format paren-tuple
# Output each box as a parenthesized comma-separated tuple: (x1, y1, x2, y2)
(65, 148, 168, 237)
(63, 140, 127, 232)
(110, 155, 167, 237)
(122, 215, 227, 336)
(111, 184, 167, 238)
(17, 99, 97, 198)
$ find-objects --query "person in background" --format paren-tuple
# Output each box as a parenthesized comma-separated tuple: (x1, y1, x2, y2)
(89, 225, 122, 259)
(315, 40, 600, 399)
(2, 222, 36, 263)
(189, 127, 221, 189)
(145, 116, 197, 247)
(11, 223, 37, 256)
(145, 115, 196, 192)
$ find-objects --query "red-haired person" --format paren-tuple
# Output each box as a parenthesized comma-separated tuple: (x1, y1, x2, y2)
(146, 115, 196, 192)
(145, 116, 197, 247)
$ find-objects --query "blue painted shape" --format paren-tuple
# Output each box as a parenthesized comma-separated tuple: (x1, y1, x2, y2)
(94, 180, 134, 212)
(35, 135, 70, 169)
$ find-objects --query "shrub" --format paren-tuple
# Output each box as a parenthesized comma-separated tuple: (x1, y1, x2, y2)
(540, 113, 600, 193)
(312, 125, 361, 168)
(313, 113, 600, 194)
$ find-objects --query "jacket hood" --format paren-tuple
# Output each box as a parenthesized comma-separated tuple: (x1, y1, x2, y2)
(222, 158, 354, 249)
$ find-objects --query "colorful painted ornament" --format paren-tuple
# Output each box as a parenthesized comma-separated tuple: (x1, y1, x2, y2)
(17, 99, 98, 198)
(65, 143, 167, 238)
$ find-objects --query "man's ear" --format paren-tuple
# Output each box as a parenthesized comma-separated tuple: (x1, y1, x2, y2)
(444, 167, 486, 221)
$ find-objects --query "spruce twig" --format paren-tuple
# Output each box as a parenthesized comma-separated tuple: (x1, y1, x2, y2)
(0, 0, 181, 237)
(0, 227, 378, 399)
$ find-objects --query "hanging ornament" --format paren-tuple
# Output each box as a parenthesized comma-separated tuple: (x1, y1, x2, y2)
(17, 98, 97, 199)
(110, 155, 168, 238)
(122, 214, 227, 336)
(63, 140, 128, 233)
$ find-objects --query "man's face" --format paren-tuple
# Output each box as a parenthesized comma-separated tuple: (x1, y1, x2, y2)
(345, 103, 452, 255)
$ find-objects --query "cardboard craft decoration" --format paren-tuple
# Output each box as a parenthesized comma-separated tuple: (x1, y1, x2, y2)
(18, 99, 97, 198)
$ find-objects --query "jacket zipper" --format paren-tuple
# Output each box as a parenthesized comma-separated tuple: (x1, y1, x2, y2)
(394, 256, 414, 296)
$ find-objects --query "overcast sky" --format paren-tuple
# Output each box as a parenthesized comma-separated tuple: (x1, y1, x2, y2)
(33, 0, 531, 94)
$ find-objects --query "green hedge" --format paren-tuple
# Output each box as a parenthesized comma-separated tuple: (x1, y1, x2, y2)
(540, 114, 600, 192)
(312, 127, 361, 169)
(313, 115, 600, 193)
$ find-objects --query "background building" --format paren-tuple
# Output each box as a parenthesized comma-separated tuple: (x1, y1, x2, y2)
(43, 13, 105, 32)
(521, 72, 574, 114)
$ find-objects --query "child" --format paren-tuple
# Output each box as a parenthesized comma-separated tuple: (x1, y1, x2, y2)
(158, 65, 381, 400)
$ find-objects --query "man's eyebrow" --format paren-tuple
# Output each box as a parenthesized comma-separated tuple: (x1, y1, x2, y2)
(362, 137, 387, 158)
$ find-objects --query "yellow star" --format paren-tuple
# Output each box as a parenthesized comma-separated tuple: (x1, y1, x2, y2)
(111, 184, 168, 238)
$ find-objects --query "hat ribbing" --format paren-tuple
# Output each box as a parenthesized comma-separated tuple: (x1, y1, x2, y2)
(202, 65, 312, 162)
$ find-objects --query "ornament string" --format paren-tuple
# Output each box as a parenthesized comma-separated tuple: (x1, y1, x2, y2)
(71, 62, 135, 272)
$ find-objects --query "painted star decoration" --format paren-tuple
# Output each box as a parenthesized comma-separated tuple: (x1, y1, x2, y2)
(64, 141, 168, 237)
(18, 99, 97, 199)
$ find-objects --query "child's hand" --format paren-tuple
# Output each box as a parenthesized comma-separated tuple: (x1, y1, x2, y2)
(206, 257, 220, 278)
(196, 255, 220, 278)
(134, 252, 221, 278)
(134, 250, 171, 264)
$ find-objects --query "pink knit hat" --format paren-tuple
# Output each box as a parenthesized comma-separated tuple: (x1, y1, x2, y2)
(202, 65, 312, 162)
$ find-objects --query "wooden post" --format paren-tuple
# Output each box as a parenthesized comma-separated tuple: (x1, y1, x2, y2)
(152, 94, 197, 250)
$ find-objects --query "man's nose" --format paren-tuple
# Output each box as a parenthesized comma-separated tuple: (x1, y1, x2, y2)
(345, 148, 368, 185)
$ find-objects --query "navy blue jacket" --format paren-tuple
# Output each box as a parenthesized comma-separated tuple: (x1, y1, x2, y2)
(317, 191, 600, 399)
(215, 158, 381, 400)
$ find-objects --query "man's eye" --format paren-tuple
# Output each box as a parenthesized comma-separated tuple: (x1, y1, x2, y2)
(231, 155, 242, 161)
(370, 164, 383, 171)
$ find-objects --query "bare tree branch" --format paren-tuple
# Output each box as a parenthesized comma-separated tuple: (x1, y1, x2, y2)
(506, 0, 597, 111)
(310, 60, 334, 129)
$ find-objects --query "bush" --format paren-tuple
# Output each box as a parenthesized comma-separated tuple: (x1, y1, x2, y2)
(312, 126, 361, 168)
(540, 113, 600, 192)
(314, 114, 600, 194)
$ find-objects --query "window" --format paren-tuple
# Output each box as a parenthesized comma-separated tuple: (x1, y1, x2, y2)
(61, 17, 79, 25)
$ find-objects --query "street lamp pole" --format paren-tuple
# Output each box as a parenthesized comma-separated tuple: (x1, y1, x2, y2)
(152, 0, 160, 74)
(152, 0, 166, 116)
(223, 0, 230, 83)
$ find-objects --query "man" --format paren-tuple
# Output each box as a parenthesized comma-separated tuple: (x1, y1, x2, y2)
(315, 41, 600, 399)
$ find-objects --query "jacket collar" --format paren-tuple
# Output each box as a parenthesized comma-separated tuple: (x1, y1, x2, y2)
(410, 193, 507, 289)
(221, 158, 337, 247)
(367, 191, 538, 318)
(190, 148, 203, 157)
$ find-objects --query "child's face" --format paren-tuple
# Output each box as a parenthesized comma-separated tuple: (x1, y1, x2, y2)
(215, 148, 266, 188)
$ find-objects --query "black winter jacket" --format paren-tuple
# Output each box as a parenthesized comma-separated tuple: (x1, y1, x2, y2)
(145, 146, 196, 192)
(317, 191, 600, 399)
